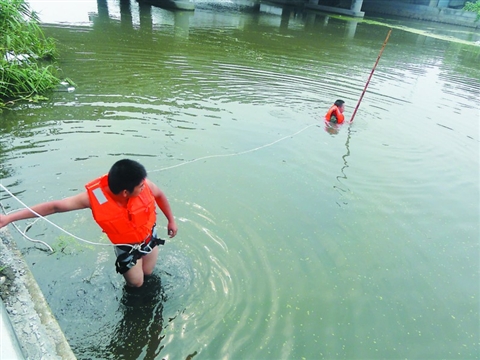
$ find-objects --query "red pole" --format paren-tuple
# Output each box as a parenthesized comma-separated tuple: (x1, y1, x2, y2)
(350, 29, 392, 123)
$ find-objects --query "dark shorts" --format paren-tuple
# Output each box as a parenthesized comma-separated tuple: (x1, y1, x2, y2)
(114, 226, 165, 275)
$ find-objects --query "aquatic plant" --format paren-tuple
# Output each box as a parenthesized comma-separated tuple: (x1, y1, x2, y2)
(464, 0, 480, 20)
(0, 0, 62, 107)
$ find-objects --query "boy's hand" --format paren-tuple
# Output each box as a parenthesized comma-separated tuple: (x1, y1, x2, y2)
(167, 221, 178, 238)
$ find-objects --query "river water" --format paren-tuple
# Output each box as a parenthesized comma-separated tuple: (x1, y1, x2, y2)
(0, 0, 479, 359)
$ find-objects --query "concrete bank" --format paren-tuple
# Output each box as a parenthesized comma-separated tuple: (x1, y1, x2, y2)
(0, 228, 76, 360)
(362, 0, 480, 29)
(0, 298, 24, 359)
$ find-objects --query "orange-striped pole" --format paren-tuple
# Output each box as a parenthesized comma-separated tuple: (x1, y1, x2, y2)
(350, 29, 392, 123)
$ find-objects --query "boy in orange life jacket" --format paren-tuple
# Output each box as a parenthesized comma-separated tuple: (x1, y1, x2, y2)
(325, 99, 345, 124)
(0, 159, 178, 288)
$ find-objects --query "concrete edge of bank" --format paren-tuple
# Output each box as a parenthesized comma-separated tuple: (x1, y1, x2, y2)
(0, 228, 76, 360)
(361, 0, 480, 29)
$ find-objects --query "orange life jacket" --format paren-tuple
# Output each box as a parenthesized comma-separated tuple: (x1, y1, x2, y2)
(85, 175, 157, 245)
(325, 105, 345, 124)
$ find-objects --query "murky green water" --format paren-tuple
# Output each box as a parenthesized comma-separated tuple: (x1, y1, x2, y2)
(1, 0, 479, 359)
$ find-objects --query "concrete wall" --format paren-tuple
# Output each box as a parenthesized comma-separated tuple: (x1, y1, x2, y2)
(306, 0, 365, 17)
(384, 0, 467, 7)
(0, 228, 76, 360)
(362, 0, 479, 28)
(0, 298, 25, 359)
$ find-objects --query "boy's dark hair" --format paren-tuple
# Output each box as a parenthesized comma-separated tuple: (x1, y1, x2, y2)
(108, 159, 147, 194)
(334, 99, 345, 107)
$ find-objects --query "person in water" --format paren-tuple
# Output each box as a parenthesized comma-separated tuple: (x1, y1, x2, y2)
(325, 99, 345, 124)
(0, 159, 177, 288)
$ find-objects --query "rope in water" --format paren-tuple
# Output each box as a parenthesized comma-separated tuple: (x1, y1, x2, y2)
(150, 123, 317, 173)
(0, 202, 54, 252)
(0, 122, 318, 251)
(0, 184, 113, 249)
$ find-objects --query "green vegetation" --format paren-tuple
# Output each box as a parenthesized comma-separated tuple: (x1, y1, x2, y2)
(464, 0, 480, 20)
(0, 0, 63, 108)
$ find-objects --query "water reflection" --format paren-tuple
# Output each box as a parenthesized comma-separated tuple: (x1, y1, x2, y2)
(97, 0, 110, 20)
(334, 124, 353, 207)
(31, 0, 364, 40)
(120, 0, 134, 30)
(28, 0, 480, 47)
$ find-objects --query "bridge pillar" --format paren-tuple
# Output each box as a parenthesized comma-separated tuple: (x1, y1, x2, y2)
(350, 0, 363, 13)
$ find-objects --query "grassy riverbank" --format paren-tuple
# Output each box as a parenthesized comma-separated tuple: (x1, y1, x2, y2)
(0, 0, 65, 109)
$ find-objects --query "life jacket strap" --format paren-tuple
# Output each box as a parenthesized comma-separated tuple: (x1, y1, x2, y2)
(114, 227, 166, 274)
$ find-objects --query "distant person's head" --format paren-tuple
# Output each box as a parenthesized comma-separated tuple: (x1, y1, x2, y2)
(108, 159, 147, 194)
(334, 99, 345, 113)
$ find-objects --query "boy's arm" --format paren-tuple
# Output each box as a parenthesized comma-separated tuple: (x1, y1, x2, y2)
(145, 179, 177, 238)
(0, 192, 90, 228)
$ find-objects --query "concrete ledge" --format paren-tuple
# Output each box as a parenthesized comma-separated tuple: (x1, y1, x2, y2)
(305, 2, 365, 17)
(1, 298, 24, 359)
(362, 0, 479, 28)
(0, 228, 76, 360)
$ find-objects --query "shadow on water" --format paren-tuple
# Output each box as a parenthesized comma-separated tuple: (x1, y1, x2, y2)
(110, 275, 166, 360)
(42, 246, 196, 360)
(72, 273, 167, 360)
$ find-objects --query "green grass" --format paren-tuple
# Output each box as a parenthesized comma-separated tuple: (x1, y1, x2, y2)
(464, 0, 480, 21)
(0, 0, 63, 107)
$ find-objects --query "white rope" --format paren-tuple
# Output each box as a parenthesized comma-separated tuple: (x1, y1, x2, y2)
(0, 183, 115, 249)
(150, 123, 317, 173)
(0, 202, 54, 252)
(0, 122, 318, 249)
